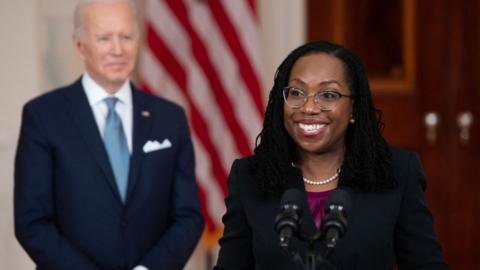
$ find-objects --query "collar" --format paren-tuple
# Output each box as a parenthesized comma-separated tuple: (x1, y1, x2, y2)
(82, 72, 132, 106)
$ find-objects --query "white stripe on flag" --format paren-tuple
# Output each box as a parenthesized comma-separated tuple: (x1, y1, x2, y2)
(147, 0, 240, 173)
(220, 0, 262, 77)
(187, 1, 262, 148)
(140, 47, 224, 227)
(141, 0, 264, 245)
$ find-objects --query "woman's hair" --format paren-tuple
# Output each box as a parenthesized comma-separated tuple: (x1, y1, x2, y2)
(249, 41, 396, 197)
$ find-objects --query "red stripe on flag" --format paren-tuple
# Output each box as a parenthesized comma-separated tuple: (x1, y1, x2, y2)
(146, 24, 228, 193)
(208, 0, 264, 117)
(165, 0, 252, 157)
(139, 84, 221, 236)
(141, 0, 264, 249)
(140, 83, 153, 94)
(247, 0, 257, 20)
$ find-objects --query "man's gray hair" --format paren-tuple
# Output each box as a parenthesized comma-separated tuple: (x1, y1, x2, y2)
(73, 0, 138, 39)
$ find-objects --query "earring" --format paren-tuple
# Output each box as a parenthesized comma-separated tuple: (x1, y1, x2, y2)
(350, 118, 355, 124)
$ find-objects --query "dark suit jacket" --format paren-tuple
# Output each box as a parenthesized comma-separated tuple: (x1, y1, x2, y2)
(215, 147, 448, 269)
(14, 79, 204, 270)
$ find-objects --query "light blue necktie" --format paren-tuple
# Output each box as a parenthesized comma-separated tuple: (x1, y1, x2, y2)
(103, 97, 130, 203)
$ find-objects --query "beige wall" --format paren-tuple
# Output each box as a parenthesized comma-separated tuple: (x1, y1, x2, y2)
(1, 1, 38, 269)
(0, 0, 305, 268)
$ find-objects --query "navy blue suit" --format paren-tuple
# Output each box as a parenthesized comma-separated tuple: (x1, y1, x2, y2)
(14, 79, 204, 270)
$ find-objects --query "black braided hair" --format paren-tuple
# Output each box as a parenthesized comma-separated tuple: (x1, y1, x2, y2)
(248, 41, 396, 197)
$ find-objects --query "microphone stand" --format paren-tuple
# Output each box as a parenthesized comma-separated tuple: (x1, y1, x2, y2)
(282, 232, 338, 270)
(307, 232, 337, 270)
(276, 188, 349, 270)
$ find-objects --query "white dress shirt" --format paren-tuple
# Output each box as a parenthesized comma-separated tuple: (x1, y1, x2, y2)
(82, 72, 133, 153)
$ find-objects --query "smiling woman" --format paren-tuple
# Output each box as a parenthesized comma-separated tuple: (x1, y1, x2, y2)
(215, 41, 448, 270)
(283, 53, 353, 186)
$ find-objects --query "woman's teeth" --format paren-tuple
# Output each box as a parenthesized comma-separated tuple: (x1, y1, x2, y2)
(299, 123, 325, 133)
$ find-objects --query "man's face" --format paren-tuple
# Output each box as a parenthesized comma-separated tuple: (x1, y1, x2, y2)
(75, 1, 139, 93)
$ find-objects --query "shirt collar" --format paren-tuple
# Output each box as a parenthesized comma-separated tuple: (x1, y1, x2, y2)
(82, 72, 132, 107)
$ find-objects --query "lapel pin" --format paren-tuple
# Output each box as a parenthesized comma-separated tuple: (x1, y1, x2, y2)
(141, 111, 150, 117)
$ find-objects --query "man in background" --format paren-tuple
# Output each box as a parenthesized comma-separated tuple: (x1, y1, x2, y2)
(14, 0, 204, 269)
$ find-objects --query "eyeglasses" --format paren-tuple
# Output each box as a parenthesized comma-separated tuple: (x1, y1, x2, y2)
(282, 86, 353, 110)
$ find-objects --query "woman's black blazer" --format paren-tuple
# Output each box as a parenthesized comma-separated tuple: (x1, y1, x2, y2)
(215, 147, 448, 270)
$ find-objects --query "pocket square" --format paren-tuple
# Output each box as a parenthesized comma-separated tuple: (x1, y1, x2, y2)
(143, 139, 172, 153)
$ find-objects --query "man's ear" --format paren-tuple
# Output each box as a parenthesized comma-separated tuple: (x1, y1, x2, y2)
(73, 35, 85, 61)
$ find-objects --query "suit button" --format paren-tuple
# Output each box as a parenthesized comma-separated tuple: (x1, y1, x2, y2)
(121, 219, 128, 228)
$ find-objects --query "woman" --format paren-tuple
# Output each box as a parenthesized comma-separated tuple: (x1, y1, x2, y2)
(215, 41, 448, 269)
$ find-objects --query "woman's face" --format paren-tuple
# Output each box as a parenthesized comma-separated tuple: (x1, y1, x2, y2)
(283, 52, 353, 157)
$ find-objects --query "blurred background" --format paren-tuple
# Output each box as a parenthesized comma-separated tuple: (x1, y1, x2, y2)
(1, 0, 479, 269)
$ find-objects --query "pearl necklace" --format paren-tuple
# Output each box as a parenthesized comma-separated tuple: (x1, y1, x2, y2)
(291, 162, 341, 185)
(302, 168, 340, 185)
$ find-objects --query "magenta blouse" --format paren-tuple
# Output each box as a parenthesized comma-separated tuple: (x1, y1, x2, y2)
(306, 190, 331, 229)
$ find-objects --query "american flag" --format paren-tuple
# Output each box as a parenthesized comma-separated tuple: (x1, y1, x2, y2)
(139, 0, 264, 249)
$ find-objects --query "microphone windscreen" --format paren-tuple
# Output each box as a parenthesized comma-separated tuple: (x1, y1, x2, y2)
(325, 188, 352, 214)
(280, 188, 304, 207)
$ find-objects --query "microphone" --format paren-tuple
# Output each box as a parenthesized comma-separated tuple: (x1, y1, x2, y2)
(321, 188, 351, 251)
(275, 188, 303, 250)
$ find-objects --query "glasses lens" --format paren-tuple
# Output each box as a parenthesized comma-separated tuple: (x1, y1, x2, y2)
(316, 91, 341, 110)
(318, 91, 341, 101)
(283, 88, 345, 110)
(284, 87, 305, 108)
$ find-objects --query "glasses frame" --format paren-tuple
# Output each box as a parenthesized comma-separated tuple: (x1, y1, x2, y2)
(282, 86, 353, 110)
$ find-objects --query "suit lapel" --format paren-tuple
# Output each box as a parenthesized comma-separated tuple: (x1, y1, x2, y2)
(125, 88, 152, 203)
(63, 79, 123, 203)
(285, 168, 318, 237)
